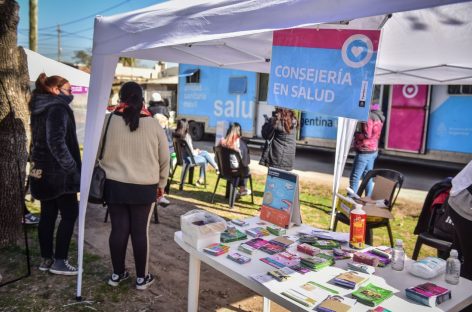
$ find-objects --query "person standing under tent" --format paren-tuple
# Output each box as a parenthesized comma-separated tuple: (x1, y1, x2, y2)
(218, 122, 251, 196)
(448, 160, 472, 281)
(259, 108, 298, 171)
(98, 81, 170, 290)
(349, 102, 385, 196)
(173, 119, 219, 185)
(29, 73, 81, 275)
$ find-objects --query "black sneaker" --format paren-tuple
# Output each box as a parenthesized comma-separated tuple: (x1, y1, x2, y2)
(136, 274, 155, 290)
(49, 259, 78, 276)
(39, 258, 54, 271)
(108, 271, 130, 287)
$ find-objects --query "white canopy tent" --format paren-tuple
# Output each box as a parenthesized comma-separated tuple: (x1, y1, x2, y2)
(77, 0, 472, 298)
(24, 48, 90, 87)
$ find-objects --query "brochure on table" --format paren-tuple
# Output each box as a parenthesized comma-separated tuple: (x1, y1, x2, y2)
(260, 167, 302, 228)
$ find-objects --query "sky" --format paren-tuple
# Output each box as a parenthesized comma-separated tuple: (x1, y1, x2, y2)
(17, 0, 166, 66)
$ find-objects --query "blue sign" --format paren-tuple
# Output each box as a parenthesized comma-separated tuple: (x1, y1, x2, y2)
(268, 29, 380, 121)
(177, 64, 257, 132)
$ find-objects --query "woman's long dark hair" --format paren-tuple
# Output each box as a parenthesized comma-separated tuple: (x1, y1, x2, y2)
(119, 81, 144, 132)
(174, 119, 189, 139)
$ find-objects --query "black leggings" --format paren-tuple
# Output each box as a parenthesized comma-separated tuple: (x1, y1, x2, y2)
(108, 203, 153, 278)
(38, 193, 78, 259)
(449, 207, 472, 280)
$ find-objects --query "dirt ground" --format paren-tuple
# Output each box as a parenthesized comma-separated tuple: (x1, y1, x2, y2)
(80, 199, 288, 312)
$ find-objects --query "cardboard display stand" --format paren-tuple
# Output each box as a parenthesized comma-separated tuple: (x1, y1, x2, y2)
(260, 168, 302, 228)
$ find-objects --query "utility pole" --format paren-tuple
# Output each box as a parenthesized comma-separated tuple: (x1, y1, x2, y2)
(57, 24, 61, 62)
(29, 0, 38, 51)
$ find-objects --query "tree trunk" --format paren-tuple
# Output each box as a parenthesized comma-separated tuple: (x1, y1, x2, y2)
(0, 0, 31, 247)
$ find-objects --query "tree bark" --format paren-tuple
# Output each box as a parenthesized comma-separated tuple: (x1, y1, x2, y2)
(0, 0, 31, 247)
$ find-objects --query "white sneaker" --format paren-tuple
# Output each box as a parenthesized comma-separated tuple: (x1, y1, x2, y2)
(158, 196, 170, 207)
(239, 189, 252, 196)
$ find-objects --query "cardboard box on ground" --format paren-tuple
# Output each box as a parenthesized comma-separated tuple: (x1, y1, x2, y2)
(337, 176, 396, 220)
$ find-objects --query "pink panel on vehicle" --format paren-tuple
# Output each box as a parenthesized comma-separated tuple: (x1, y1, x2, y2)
(387, 84, 428, 152)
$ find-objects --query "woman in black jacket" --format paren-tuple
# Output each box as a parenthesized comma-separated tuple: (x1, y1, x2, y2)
(29, 73, 81, 276)
(260, 108, 297, 171)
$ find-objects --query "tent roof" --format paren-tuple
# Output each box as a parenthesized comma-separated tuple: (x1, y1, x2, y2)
(24, 48, 90, 87)
(92, 0, 472, 84)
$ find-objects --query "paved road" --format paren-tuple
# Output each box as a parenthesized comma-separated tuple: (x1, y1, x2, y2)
(194, 139, 463, 203)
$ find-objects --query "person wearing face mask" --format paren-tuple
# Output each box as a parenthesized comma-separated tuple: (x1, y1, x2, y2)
(29, 73, 81, 276)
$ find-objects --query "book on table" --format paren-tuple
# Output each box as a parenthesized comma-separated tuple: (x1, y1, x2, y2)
(300, 253, 335, 271)
(405, 282, 451, 307)
(351, 283, 393, 307)
(316, 295, 356, 312)
(333, 271, 369, 289)
(220, 228, 247, 243)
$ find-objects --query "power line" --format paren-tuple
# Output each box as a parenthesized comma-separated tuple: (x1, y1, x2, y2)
(38, 0, 130, 30)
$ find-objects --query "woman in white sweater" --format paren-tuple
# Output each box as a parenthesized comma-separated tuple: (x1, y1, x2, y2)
(98, 81, 169, 290)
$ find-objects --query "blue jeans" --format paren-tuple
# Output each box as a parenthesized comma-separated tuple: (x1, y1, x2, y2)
(192, 150, 218, 180)
(349, 151, 378, 196)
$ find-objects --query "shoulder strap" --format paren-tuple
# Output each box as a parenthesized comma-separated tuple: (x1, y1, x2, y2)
(98, 113, 113, 160)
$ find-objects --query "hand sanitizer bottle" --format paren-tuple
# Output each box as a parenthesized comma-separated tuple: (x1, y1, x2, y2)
(445, 249, 461, 285)
(391, 239, 405, 271)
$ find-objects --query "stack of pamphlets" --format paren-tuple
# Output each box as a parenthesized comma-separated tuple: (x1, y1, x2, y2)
(227, 252, 251, 264)
(246, 227, 270, 238)
(405, 282, 451, 307)
(268, 251, 300, 267)
(259, 241, 286, 255)
(333, 271, 369, 289)
(362, 248, 392, 267)
(300, 253, 335, 270)
(298, 233, 318, 244)
(231, 219, 249, 227)
(316, 295, 356, 312)
(238, 243, 257, 255)
(333, 247, 354, 260)
(281, 288, 317, 308)
(203, 243, 230, 256)
(297, 243, 321, 256)
(351, 283, 393, 307)
(220, 228, 247, 243)
(312, 240, 341, 250)
(245, 238, 269, 249)
(347, 261, 376, 274)
(267, 225, 286, 236)
(267, 267, 296, 282)
(270, 236, 295, 248)
(353, 252, 380, 267)
(367, 307, 392, 312)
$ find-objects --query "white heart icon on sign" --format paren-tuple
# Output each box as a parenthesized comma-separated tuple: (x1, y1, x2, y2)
(351, 46, 364, 57)
(402, 85, 419, 99)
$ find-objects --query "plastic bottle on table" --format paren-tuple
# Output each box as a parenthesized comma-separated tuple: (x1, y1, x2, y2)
(445, 249, 461, 285)
(349, 203, 366, 249)
(391, 239, 405, 271)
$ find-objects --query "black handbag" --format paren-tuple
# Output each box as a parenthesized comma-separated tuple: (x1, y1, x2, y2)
(88, 114, 113, 204)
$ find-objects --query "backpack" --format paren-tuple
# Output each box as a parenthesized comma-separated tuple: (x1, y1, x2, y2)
(414, 178, 453, 240)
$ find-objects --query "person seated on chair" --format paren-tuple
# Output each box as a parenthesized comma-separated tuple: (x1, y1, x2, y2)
(218, 122, 251, 196)
(173, 119, 219, 185)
